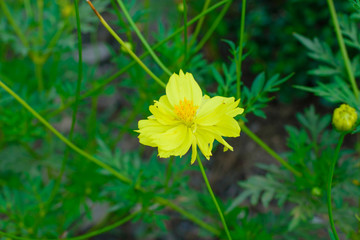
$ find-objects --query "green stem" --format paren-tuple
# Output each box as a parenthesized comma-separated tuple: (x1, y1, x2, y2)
(183, 0, 188, 68)
(154, 196, 220, 236)
(240, 122, 302, 177)
(35, 61, 44, 91)
(326, 0, 359, 99)
(0, 210, 140, 240)
(45, 0, 231, 117)
(0, 79, 220, 236)
(0, 0, 29, 47)
(87, 0, 166, 88)
(46, 0, 84, 217)
(165, 156, 174, 189)
(110, 0, 133, 43)
(37, 0, 44, 45)
(194, 0, 232, 53)
(189, 0, 211, 48)
(327, 133, 345, 240)
(236, 0, 246, 100)
(0, 80, 132, 185)
(196, 155, 232, 240)
(116, 0, 172, 76)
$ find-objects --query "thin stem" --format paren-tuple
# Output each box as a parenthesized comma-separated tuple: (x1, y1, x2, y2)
(154, 196, 220, 236)
(189, 0, 211, 48)
(240, 122, 302, 177)
(183, 0, 188, 68)
(236, 0, 246, 99)
(0, 1, 29, 47)
(0, 80, 132, 185)
(0, 79, 220, 236)
(115, 0, 172, 76)
(45, 0, 231, 118)
(196, 155, 232, 240)
(326, 0, 359, 99)
(165, 156, 174, 189)
(327, 133, 345, 240)
(37, 0, 44, 45)
(194, 0, 232, 53)
(34, 61, 44, 91)
(110, 0, 133, 43)
(0, 210, 140, 240)
(46, 0, 84, 216)
(87, 0, 166, 88)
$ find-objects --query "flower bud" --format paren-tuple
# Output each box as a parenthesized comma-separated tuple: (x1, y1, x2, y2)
(121, 42, 133, 53)
(332, 104, 358, 131)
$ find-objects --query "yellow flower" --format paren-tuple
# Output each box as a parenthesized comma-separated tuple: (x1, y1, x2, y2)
(332, 104, 358, 131)
(137, 70, 244, 164)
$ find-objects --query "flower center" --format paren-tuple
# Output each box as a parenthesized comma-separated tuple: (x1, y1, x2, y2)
(174, 98, 198, 126)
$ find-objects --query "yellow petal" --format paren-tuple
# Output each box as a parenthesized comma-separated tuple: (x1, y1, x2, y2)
(191, 139, 197, 164)
(194, 129, 214, 160)
(149, 95, 179, 125)
(166, 70, 202, 107)
(154, 124, 192, 158)
(137, 119, 174, 147)
(206, 117, 241, 137)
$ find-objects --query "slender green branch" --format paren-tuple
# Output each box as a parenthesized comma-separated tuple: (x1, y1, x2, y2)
(0, 80, 220, 236)
(189, 0, 210, 48)
(110, 0, 133, 43)
(165, 156, 174, 189)
(45, 0, 231, 117)
(34, 60, 44, 91)
(0, 0, 29, 47)
(196, 155, 232, 239)
(327, 133, 345, 240)
(194, 0, 232, 53)
(0, 210, 140, 240)
(0, 80, 132, 184)
(46, 0, 84, 216)
(236, 0, 246, 99)
(116, 0, 172, 76)
(240, 122, 302, 177)
(87, 0, 166, 88)
(37, 0, 44, 45)
(154, 196, 220, 236)
(183, 0, 188, 67)
(326, 0, 359, 99)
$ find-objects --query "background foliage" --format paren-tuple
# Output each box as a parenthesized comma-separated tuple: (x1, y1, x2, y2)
(0, 0, 359, 239)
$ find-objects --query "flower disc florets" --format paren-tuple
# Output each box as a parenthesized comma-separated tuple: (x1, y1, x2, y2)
(332, 104, 358, 131)
(136, 70, 244, 164)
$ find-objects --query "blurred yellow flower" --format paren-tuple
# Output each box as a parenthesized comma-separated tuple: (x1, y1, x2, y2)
(137, 70, 244, 164)
(332, 104, 358, 131)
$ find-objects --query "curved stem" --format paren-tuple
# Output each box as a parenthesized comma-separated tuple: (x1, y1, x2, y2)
(115, 0, 172, 76)
(45, 0, 231, 118)
(194, 0, 232, 53)
(236, 0, 246, 99)
(189, 0, 210, 48)
(240, 122, 302, 177)
(0, 80, 132, 185)
(0, 210, 140, 240)
(45, 0, 84, 216)
(327, 133, 345, 240)
(326, 0, 359, 99)
(0, 0, 29, 47)
(0, 79, 220, 236)
(87, 0, 166, 88)
(196, 154, 232, 240)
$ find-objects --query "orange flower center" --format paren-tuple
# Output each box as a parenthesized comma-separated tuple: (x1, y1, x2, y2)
(174, 98, 198, 126)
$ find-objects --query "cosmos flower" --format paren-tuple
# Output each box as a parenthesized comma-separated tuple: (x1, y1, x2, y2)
(332, 104, 358, 131)
(137, 70, 244, 164)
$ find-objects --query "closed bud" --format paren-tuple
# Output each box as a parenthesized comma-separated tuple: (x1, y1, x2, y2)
(332, 104, 358, 131)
